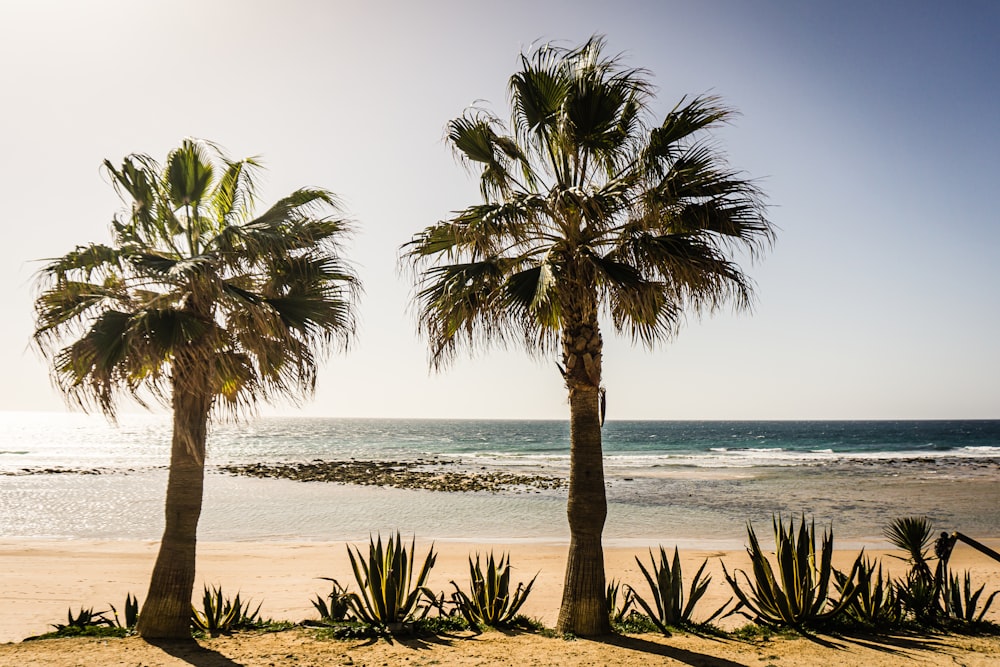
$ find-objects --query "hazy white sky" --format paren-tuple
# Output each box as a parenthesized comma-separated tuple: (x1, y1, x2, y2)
(2, 0, 998, 420)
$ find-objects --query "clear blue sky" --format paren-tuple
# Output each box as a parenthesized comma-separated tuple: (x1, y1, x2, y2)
(2, 0, 998, 420)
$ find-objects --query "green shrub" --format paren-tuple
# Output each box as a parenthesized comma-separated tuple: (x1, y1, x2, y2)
(450, 551, 536, 629)
(344, 532, 437, 629)
(631, 546, 732, 634)
(51, 606, 108, 632)
(606, 579, 634, 624)
(722, 515, 864, 629)
(108, 593, 139, 629)
(191, 585, 263, 637)
(945, 571, 999, 623)
(835, 558, 902, 629)
(885, 516, 943, 622)
(884, 517, 935, 580)
(32, 604, 131, 640)
(312, 578, 351, 623)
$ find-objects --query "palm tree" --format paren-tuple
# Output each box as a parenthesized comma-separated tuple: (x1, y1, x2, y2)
(33, 139, 360, 638)
(403, 37, 773, 635)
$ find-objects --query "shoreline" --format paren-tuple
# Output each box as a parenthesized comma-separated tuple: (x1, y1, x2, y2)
(4, 458, 1000, 545)
(5, 536, 1000, 645)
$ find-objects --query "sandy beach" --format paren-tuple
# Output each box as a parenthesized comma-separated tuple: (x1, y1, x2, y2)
(4, 537, 1000, 665)
(4, 418, 1000, 664)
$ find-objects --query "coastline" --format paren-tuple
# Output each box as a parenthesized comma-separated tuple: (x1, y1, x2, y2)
(5, 457, 999, 545)
(5, 536, 1000, 645)
(6, 431, 1000, 653)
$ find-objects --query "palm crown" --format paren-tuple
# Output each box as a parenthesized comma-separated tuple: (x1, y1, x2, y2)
(405, 37, 772, 371)
(34, 139, 359, 417)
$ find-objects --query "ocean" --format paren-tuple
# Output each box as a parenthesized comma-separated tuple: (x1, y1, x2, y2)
(2, 413, 999, 547)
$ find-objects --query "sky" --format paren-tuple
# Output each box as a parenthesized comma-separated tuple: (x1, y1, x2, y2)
(1, 0, 998, 421)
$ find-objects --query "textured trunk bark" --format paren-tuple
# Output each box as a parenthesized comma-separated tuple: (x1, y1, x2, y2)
(555, 281, 610, 636)
(137, 355, 212, 639)
(556, 381, 610, 635)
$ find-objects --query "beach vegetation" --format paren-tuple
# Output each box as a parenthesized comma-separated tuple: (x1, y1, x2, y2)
(343, 532, 438, 630)
(885, 517, 937, 582)
(108, 592, 140, 630)
(450, 551, 538, 629)
(58, 606, 105, 631)
(834, 558, 903, 630)
(727, 623, 779, 642)
(311, 615, 470, 640)
(50, 607, 121, 635)
(312, 578, 352, 623)
(27, 621, 129, 641)
(610, 611, 660, 634)
(402, 34, 773, 636)
(631, 546, 733, 634)
(722, 515, 865, 630)
(32, 139, 360, 639)
(884, 515, 957, 624)
(944, 571, 998, 624)
(605, 579, 634, 624)
(190, 585, 263, 637)
(28, 598, 139, 640)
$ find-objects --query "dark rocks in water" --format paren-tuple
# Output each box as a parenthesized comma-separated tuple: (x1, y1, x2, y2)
(3, 466, 107, 476)
(219, 459, 566, 494)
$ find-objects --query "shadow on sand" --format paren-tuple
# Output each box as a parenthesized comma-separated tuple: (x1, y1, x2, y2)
(588, 633, 751, 667)
(147, 638, 245, 667)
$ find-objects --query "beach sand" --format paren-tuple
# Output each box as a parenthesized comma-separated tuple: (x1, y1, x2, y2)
(3, 538, 1000, 665)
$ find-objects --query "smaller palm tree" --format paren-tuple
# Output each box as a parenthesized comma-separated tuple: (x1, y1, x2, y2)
(33, 138, 360, 638)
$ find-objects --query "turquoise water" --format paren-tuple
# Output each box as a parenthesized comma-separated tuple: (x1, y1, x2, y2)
(1, 413, 998, 545)
(3, 413, 997, 471)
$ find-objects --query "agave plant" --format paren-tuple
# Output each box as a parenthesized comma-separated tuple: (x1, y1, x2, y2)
(631, 546, 732, 633)
(190, 585, 262, 637)
(312, 578, 352, 623)
(108, 593, 140, 629)
(51, 606, 109, 631)
(344, 532, 437, 629)
(945, 571, 999, 623)
(606, 579, 634, 624)
(450, 551, 537, 629)
(723, 515, 864, 629)
(835, 559, 901, 629)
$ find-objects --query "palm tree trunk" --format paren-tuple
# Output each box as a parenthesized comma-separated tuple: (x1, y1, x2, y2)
(137, 356, 212, 639)
(556, 298, 610, 635)
(557, 380, 610, 635)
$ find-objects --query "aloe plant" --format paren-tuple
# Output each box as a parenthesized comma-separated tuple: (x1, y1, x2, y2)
(51, 606, 108, 631)
(450, 551, 536, 628)
(108, 593, 140, 629)
(835, 559, 901, 628)
(344, 532, 437, 629)
(631, 546, 732, 633)
(723, 515, 864, 629)
(606, 579, 634, 624)
(191, 585, 262, 637)
(312, 578, 351, 623)
(945, 571, 999, 623)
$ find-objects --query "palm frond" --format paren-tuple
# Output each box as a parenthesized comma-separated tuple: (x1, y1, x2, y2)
(166, 139, 215, 209)
(642, 95, 734, 173)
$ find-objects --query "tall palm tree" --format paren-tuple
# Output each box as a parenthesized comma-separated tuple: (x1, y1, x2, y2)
(33, 139, 360, 638)
(403, 37, 774, 635)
